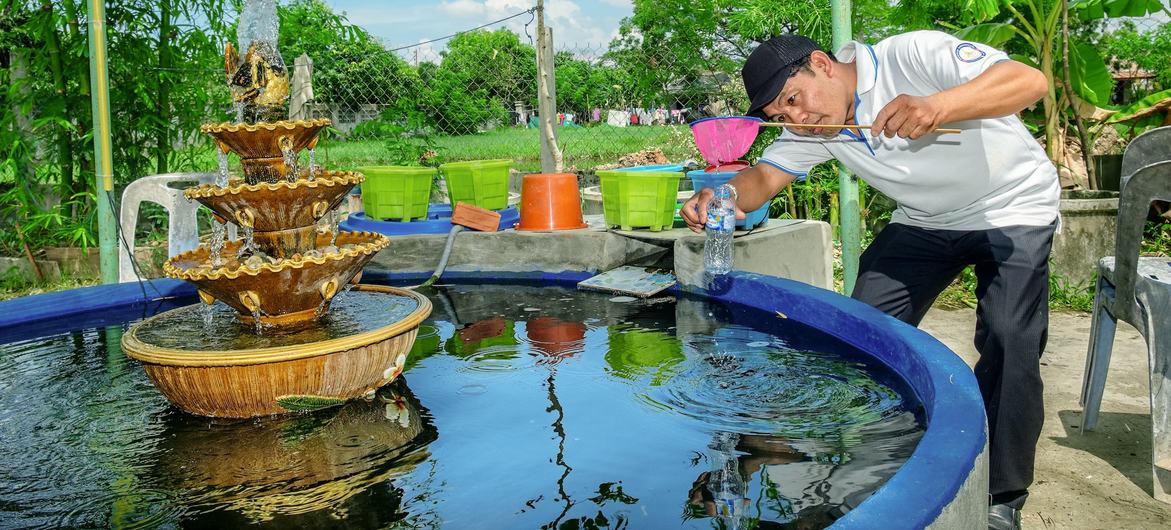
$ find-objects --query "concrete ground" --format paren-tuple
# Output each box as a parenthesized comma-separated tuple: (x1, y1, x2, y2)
(919, 306, 1171, 529)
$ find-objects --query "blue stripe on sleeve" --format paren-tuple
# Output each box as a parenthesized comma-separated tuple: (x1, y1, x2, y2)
(758, 159, 808, 181)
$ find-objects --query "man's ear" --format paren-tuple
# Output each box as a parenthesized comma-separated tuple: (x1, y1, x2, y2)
(809, 51, 834, 77)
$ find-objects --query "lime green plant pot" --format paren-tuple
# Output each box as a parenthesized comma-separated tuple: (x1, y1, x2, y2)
(359, 166, 436, 222)
(439, 159, 512, 210)
(596, 170, 683, 231)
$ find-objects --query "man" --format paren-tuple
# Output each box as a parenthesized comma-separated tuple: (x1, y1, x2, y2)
(680, 31, 1060, 530)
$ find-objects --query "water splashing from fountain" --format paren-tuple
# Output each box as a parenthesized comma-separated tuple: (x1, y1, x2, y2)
(282, 146, 299, 183)
(210, 216, 226, 267)
(307, 148, 316, 181)
(228, 0, 287, 124)
(329, 210, 341, 247)
(202, 301, 216, 327)
(238, 225, 259, 258)
(216, 150, 230, 188)
(236, 0, 279, 58)
(250, 307, 264, 335)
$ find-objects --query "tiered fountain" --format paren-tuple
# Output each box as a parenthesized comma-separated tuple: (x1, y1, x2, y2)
(121, 0, 431, 418)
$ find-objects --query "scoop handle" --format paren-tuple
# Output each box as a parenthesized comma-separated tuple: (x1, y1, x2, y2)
(764, 122, 963, 134)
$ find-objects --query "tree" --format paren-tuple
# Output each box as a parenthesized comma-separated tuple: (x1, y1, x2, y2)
(1099, 20, 1171, 91)
(608, 0, 903, 114)
(414, 29, 535, 134)
(441, 29, 536, 109)
(277, 0, 413, 110)
(556, 52, 618, 117)
(955, 0, 1168, 187)
(0, 0, 230, 253)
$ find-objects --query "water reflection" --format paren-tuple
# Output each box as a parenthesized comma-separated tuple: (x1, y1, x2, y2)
(408, 284, 922, 528)
(0, 283, 923, 529)
(153, 379, 437, 526)
(525, 317, 587, 363)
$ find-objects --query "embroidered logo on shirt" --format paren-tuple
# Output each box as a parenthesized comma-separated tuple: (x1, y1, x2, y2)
(955, 43, 987, 63)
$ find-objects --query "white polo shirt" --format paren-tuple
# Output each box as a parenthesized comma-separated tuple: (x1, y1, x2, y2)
(760, 30, 1060, 230)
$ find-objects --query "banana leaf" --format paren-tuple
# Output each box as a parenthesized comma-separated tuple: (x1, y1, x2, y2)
(1106, 87, 1171, 124)
(953, 22, 1017, 48)
(960, 0, 1002, 22)
(1068, 42, 1115, 107)
(1072, 0, 1165, 19)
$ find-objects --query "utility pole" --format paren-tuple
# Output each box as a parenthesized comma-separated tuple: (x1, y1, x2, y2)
(831, 0, 859, 295)
(535, 0, 562, 173)
(87, 0, 118, 284)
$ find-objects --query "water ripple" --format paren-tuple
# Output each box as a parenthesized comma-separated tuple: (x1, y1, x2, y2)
(455, 345, 537, 372)
(646, 336, 913, 441)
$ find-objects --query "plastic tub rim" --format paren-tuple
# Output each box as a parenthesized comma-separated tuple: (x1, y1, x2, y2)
(0, 271, 984, 529)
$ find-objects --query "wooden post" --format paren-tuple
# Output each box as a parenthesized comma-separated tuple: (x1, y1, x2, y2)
(535, 0, 562, 173)
(290, 53, 315, 121)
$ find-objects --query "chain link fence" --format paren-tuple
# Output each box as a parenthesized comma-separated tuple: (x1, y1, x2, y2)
(298, 12, 752, 173)
(296, 10, 1170, 175)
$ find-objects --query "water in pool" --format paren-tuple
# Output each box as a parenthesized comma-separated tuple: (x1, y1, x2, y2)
(0, 283, 924, 529)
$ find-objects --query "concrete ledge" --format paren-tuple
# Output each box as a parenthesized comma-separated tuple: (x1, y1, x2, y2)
(672, 220, 833, 289)
(366, 229, 669, 274)
(1052, 192, 1119, 287)
(607, 219, 833, 289)
(366, 220, 833, 290)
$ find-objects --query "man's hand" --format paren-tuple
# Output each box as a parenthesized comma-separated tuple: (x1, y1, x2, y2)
(870, 94, 947, 140)
(680, 188, 746, 234)
(680, 188, 714, 233)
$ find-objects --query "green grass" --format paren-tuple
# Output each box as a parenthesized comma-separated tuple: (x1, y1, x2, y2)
(174, 124, 699, 174)
(315, 125, 700, 172)
(932, 265, 1096, 312)
(0, 273, 100, 302)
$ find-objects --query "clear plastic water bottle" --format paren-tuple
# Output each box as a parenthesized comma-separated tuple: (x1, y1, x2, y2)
(704, 184, 735, 274)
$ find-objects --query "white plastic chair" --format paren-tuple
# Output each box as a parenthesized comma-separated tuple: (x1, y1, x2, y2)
(118, 172, 235, 283)
(1079, 125, 1171, 503)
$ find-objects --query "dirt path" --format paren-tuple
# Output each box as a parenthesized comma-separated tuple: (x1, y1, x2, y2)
(920, 307, 1171, 529)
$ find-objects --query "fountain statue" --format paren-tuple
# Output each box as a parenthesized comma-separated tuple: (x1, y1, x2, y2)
(120, 0, 431, 418)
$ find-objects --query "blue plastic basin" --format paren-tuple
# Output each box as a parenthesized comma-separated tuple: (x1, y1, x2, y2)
(340, 204, 520, 235)
(615, 164, 685, 173)
(687, 170, 768, 229)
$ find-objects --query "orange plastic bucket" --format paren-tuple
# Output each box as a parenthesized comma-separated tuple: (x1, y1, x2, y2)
(516, 173, 588, 231)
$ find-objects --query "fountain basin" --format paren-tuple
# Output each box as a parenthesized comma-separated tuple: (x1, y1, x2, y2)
(185, 170, 362, 256)
(201, 118, 331, 183)
(121, 284, 431, 417)
(164, 231, 389, 326)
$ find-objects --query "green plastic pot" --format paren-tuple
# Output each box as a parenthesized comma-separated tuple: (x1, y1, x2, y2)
(596, 170, 683, 231)
(358, 166, 436, 222)
(439, 159, 512, 210)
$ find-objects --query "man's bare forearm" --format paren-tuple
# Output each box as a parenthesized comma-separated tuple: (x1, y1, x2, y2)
(729, 163, 797, 212)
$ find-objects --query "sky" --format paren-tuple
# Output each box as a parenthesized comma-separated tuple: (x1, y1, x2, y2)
(323, 0, 633, 62)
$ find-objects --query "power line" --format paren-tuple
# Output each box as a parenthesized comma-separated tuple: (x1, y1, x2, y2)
(385, 7, 537, 53)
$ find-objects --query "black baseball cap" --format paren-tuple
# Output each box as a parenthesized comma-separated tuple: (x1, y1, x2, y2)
(742, 35, 822, 119)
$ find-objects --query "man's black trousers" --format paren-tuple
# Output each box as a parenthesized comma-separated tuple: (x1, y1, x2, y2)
(851, 221, 1057, 509)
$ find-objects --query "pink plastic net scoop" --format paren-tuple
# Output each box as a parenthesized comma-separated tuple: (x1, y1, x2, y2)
(689, 116, 763, 167)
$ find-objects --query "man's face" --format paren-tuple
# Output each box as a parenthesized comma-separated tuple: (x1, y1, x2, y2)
(759, 53, 851, 138)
